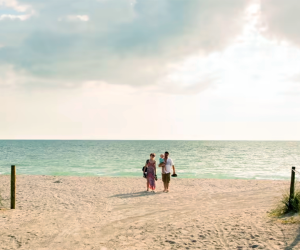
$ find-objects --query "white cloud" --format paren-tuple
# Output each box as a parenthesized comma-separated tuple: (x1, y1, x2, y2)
(75, 15, 89, 22)
(0, 0, 34, 21)
(0, 0, 250, 91)
(0, 65, 19, 88)
(290, 74, 300, 83)
(0, 13, 30, 20)
(261, 0, 300, 46)
(0, 0, 29, 12)
(58, 15, 89, 22)
(2, 0, 300, 140)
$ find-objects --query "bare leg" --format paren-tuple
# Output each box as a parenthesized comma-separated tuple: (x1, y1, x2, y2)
(164, 181, 168, 192)
(162, 175, 166, 192)
(146, 179, 149, 191)
(166, 182, 170, 192)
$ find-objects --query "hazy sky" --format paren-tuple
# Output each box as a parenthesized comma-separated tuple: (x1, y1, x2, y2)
(0, 0, 299, 140)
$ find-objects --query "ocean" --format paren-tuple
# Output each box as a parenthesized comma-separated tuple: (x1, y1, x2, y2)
(0, 140, 299, 180)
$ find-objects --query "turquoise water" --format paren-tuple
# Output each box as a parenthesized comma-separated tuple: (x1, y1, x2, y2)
(0, 140, 299, 180)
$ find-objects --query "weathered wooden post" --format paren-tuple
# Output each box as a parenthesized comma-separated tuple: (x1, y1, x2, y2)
(11, 165, 16, 209)
(289, 166, 296, 210)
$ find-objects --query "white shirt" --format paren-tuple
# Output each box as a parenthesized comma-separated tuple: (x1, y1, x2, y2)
(164, 158, 174, 174)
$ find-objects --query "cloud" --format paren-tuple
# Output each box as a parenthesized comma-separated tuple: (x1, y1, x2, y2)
(160, 74, 217, 95)
(0, 0, 30, 12)
(283, 87, 300, 97)
(0, 13, 31, 20)
(0, 0, 34, 20)
(259, 1, 300, 90)
(291, 74, 300, 83)
(58, 15, 89, 22)
(71, 15, 89, 22)
(261, 0, 300, 46)
(0, 0, 250, 92)
(284, 74, 300, 97)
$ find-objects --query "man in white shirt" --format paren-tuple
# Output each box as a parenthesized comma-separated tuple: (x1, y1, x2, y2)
(159, 151, 176, 192)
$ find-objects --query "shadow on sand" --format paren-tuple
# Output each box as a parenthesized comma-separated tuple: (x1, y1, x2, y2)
(284, 226, 300, 250)
(109, 191, 163, 199)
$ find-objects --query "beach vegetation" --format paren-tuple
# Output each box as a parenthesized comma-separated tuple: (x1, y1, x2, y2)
(280, 216, 300, 224)
(269, 187, 300, 220)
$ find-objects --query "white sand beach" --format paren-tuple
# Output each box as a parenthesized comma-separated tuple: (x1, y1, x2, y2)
(0, 175, 299, 250)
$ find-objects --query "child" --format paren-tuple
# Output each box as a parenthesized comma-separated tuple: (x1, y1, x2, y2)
(159, 154, 165, 173)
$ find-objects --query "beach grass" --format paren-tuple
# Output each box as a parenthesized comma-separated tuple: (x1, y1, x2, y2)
(270, 187, 300, 220)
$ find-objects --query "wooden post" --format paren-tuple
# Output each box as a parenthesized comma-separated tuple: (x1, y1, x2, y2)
(11, 165, 16, 209)
(289, 166, 296, 210)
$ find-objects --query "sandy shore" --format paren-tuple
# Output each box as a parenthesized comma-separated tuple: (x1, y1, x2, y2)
(0, 175, 299, 250)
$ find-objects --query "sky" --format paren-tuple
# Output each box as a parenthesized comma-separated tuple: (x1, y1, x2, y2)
(0, 0, 299, 140)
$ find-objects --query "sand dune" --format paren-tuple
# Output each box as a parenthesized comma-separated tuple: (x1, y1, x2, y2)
(0, 175, 299, 249)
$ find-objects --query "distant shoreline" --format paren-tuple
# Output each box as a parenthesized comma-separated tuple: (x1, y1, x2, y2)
(1, 139, 300, 141)
(0, 173, 292, 181)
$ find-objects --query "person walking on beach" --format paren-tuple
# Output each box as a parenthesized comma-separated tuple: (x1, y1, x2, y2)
(143, 153, 156, 192)
(159, 151, 176, 192)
